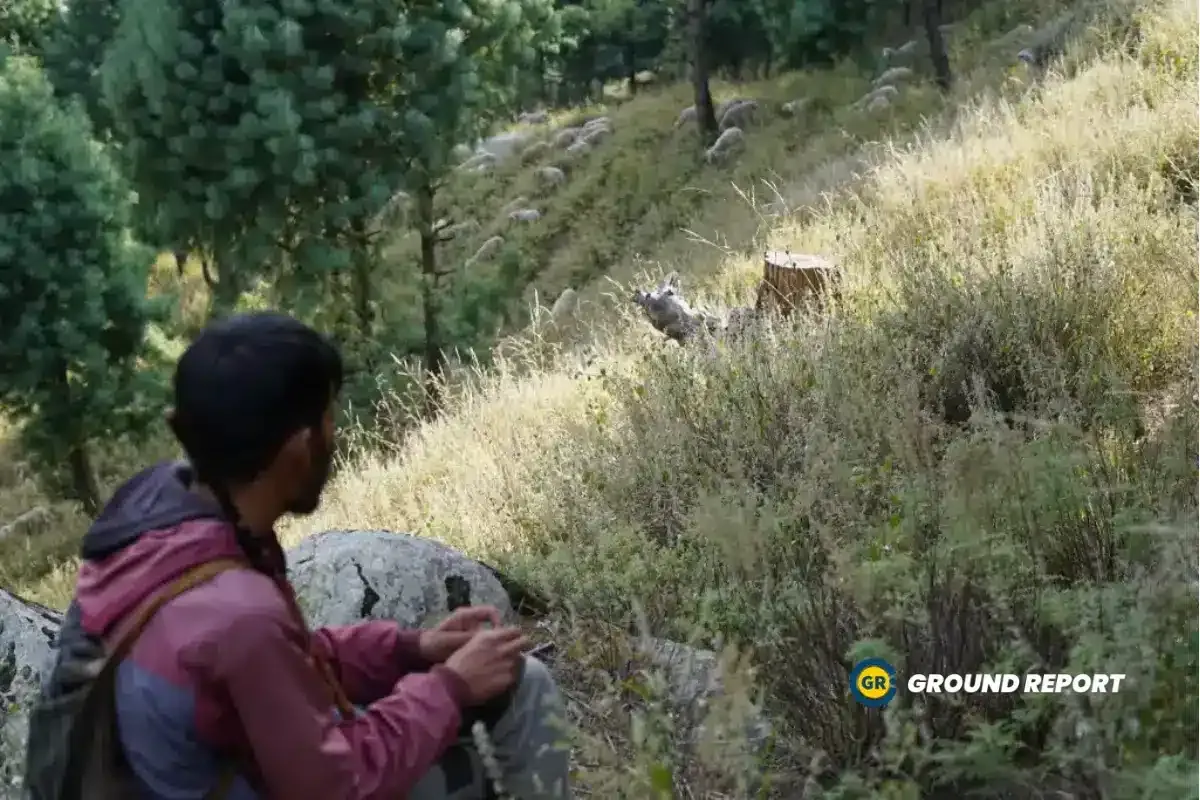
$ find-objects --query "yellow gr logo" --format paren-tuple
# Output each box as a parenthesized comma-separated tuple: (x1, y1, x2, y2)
(849, 658, 897, 708)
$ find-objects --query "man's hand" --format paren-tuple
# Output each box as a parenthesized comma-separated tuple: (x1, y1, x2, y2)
(443, 627, 530, 705)
(436, 605, 502, 633)
(418, 605, 505, 663)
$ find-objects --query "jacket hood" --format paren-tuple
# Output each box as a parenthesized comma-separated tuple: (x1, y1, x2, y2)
(75, 461, 248, 636)
(81, 460, 223, 560)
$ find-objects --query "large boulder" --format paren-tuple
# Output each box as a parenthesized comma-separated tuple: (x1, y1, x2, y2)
(288, 530, 516, 629)
(0, 589, 62, 783)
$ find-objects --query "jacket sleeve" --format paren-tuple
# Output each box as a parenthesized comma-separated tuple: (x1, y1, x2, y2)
(217, 610, 468, 799)
(311, 622, 433, 706)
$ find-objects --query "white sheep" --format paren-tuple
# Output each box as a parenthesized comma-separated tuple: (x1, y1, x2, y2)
(866, 94, 892, 113)
(703, 126, 745, 165)
(718, 99, 759, 132)
(502, 196, 529, 215)
(553, 128, 581, 149)
(550, 287, 578, 319)
(675, 106, 698, 128)
(518, 110, 549, 125)
(465, 236, 505, 269)
(896, 39, 920, 57)
(780, 98, 810, 117)
(582, 116, 612, 132)
(581, 125, 611, 145)
(873, 66, 914, 88)
(537, 166, 566, 187)
(566, 140, 591, 157)
(521, 140, 550, 162)
(458, 152, 496, 172)
(509, 208, 541, 223)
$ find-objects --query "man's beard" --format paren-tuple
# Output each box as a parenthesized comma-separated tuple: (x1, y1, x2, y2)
(288, 430, 333, 515)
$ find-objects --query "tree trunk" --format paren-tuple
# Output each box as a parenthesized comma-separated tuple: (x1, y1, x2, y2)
(687, 0, 718, 144)
(923, 0, 953, 92)
(415, 179, 445, 415)
(626, 43, 638, 96)
(350, 218, 374, 340)
(754, 251, 842, 316)
(68, 440, 100, 515)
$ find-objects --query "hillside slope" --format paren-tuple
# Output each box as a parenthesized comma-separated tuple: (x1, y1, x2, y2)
(274, 0, 1192, 794)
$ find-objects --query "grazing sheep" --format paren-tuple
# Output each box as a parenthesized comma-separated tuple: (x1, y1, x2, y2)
(675, 106, 698, 128)
(780, 98, 810, 117)
(853, 83, 899, 110)
(896, 39, 921, 57)
(873, 66, 914, 88)
(521, 140, 550, 162)
(703, 126, 746, 165)
(566, 139, 591, 157)
(450, 143, 474, 164)
(518, 110, 550, 125)
(866, 94, 892, 113)
(465, 236, 505, 269)
(553, 127, 581, 148)
(371, 189, 411, 230)
(718, 99, 759, 132)
(551, 287, 578, 319)
(537, 166, 566, 187)
(582, 116, 612, 132)
(581, 125, 612, 145)
(442, 219, 480, 239)
(457, 152, 496, 172)
(502, 196, 529, 215)
(509, 208, 542, 223)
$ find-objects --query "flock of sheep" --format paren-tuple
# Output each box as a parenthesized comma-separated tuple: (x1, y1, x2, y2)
(369, 16, 1067, 299)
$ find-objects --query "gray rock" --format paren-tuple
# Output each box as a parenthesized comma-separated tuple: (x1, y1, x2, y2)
(0, 589, 62, 783)
(288, 530, 514, 629)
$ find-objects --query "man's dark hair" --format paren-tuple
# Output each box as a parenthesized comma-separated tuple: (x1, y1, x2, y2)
(170, 312, 343, 488)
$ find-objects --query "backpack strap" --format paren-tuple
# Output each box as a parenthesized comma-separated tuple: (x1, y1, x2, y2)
(105, 558, 249, 662)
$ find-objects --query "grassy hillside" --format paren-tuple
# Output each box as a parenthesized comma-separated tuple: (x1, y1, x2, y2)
(2, 0, 1198, 794)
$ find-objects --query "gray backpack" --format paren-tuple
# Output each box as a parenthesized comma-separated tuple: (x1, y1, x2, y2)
(23, 558, 243, 800)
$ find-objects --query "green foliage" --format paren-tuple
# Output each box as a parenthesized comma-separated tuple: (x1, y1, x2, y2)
(0, 55, 165, 506)
(42, 0, 122, 137)
(0, 0, 57, 56)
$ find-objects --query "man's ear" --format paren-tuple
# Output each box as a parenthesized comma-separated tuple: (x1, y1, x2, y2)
(279, 426, 314, 471)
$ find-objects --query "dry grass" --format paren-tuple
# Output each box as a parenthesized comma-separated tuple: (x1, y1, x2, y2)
(2, 0, 1197, 795)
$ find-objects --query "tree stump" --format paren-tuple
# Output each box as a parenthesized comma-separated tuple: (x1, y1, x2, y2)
(754, 251, 840, 317)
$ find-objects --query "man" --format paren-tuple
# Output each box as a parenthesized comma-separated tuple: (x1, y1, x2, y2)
(26, 312, 571, 799)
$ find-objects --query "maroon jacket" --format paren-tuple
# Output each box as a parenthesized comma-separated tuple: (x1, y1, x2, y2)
(68, 461, 468, 798)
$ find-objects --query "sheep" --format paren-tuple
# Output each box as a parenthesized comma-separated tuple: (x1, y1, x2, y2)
(780, 98, 810, 117)
(675, 106, 698, 128)
(566, 139, 591, 157)
(873, 66, 914, 89)
(582, 116, 612, 132)
(553, 127, 581, 149)
(509, 208, 541, 223)
(520, 140, 550, 162)
(457, 152, 496, 172)
(551, 287, 578, 319)
(718, 99, 759, 132)
(537, 166, 566, 187)
(442, 219, 480, 239)
(518, 110, 549, 125)
(853, 84, 899, 110)
(371, 189, 411, 231)
(703, 126, 745, 165)
(450, 144, 474, 164)
(581, 125, 612, 145)
(896, 39, 921, 57)
(866, 94, 892, 113)
(465, 236, 505, 269)
(502, 196, 529, 215)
